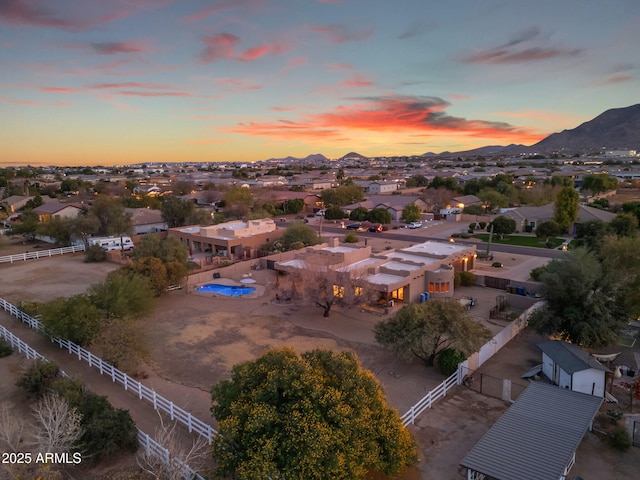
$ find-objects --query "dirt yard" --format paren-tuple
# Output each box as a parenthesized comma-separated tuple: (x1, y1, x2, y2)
(3, 241, 639, 479)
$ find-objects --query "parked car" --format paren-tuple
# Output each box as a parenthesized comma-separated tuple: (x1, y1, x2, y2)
(408, 221, 423, 229)
(346, 223, 362, 230)
(368, 224, 383, 233)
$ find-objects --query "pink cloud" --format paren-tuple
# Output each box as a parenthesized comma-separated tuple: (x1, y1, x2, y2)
(0, 0, 132, 31)
(0, 93, 69, 107)
(200, 33, 239, 64)
(238, 43, 286, 61)
(39, 86, 83, 93)
(226, 95, 545, 144)
(598, 74, 632, 85)
(89, 39, 157, 55)
(215, 78, 261, 91)
(183, 0, 265, 23)
(310, 24, 373, 44)
(325, 63, 352, 71)
(342, 74, 373, 87)
(117, 90, 190, 97)
(89, 81, 175, 90)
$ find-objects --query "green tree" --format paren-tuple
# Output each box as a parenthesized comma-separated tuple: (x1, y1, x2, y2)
(490, 216, 516, 239)
(374, 301, 491, 367)
(36, 216, 73, 246)
(599, 236, 640, 320)
(223, 186, 253, 219)
(344, 232, 358, 243)
(535, 221, 562, 240)
(40, 295, 102, 345)
(528, 248, 627, 348)
(463, 204, 484, 215)
(16, 359, 60, 398)
(10, 210, 39, 240)
(285, 198, 304, 214)
(320, 185, 364, 206)
(134, 234, 188, 265)
(88, 270, 153, 320)
(622, 201, 640, 223)
(127, 257, 172, 296)
(211, 348, 417, 480)
(367, 208, 392, 224)
(428, 176, 458, 191)
(324, 205, 345, 220)
(401, 203, 421, 223)
(609, 213, 638, 237)
(573, 220, 608, 251)
(349, 207, 369, 221)
(581, 174, 618, 195)
(405, 174, 428, 188)
(281, 223, 321, 250)
(477, 188, 508, 212)
(553, 186, 579, 230)
(161, 196, 198, 228)
(89, 196, 132, 237)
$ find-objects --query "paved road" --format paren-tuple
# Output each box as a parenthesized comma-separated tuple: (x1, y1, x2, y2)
(316, 225, 568, 259)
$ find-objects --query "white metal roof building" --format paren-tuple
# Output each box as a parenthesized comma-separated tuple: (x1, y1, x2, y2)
(460, 382, 603, 480)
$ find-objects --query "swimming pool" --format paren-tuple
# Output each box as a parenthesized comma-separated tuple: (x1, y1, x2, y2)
(195, 283, 256, 296)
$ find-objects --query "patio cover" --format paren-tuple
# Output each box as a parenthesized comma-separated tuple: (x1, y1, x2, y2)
(460, 382, 603, 480)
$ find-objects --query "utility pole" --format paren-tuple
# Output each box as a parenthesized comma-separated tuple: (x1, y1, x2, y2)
(486, 221, 494, 257)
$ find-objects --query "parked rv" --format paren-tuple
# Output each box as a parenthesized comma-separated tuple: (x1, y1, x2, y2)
(88, 236, 134, 251)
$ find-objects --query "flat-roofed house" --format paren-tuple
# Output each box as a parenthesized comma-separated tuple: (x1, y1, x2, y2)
(168, 218, 281, 260)
(275, 238, 476, 305)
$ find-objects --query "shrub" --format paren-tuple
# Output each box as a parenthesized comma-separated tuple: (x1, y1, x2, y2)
(460, 232, 471, 239)
(608, 426, 631, 451)
(0, 339, 13, 358)
(437, 348, 467, 376)
(453, 273, 462, 288)
(468, 223, 477, 231)
(530, 265, 548, 281)
(467, 229, 474, 234)
(606, 408, 624, 424)
(478, 222, 487, 230)
(459, 271, 476, 286)
(84, 244, 107, 262)
(450, 233, 460, 238)
(524, 225, 533, 233)
(344, 232, 359, 243)
(16, 359, 60, 397)
(491, 262, 503, 268)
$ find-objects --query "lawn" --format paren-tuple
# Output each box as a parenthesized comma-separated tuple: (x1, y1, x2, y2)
(472, 233, 564, 249)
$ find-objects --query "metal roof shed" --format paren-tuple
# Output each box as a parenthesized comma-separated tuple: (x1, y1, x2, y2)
(460, 382, 603, 480)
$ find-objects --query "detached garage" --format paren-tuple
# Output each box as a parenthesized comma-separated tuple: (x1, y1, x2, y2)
(538, 340, 609, 397)
(460, 382, 603, 480)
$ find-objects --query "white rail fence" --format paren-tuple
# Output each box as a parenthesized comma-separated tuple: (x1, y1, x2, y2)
(0, 324, 204, 480)
(0, 297, 217, 443)
(401, 303, 541, 426)
(0, 244, 85, 264)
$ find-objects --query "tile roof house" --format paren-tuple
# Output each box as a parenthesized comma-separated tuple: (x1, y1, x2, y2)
(499, 203, 616, 232)
(32, 202, 82, 222)
(0, 195, 33, 213)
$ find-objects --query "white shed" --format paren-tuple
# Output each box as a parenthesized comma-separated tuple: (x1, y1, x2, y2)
(538, 340, 609, 397)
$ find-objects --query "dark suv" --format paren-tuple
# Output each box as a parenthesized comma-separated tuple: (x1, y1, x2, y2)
(346, 223, 362, 230)
(368, 224, 383, 232)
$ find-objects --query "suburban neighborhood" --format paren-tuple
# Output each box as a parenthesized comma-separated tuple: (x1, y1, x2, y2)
(2, 137, 640, 479)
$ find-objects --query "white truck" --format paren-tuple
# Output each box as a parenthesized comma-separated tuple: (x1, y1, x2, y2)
(88, 236, 134, 251)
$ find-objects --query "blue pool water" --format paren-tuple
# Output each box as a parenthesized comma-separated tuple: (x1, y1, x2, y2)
(195, 283, 256, 296)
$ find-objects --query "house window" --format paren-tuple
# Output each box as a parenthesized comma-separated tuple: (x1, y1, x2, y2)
(428, 282, 450, 293)
(354, 286, 363, 296)
(390, 287, 404, 301)
(333, 285, 345, 298)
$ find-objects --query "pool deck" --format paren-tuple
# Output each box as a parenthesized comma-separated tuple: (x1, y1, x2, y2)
(193, 277, 266, 299)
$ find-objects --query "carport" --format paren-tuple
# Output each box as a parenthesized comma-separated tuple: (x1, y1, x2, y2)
(460, 382, 603, 480)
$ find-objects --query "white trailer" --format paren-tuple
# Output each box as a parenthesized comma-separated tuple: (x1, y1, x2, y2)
(88, 236, 134, 251)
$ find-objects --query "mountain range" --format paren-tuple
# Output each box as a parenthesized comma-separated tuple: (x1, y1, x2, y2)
(263, 104, 640, 162)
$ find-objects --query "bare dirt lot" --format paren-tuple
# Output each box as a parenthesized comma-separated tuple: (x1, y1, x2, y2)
(3, 241, 639, 479)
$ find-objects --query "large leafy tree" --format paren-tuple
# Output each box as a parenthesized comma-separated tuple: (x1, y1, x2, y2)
(374, 300, 492, 367)
(133, 234, 188, 265)
(211, 348, 417, 480)
(599, 236, 640, 321)
(89, 196, 132, 237)
(367, 207, 392, 224)
(609, 213, 638, 237)
(281, 222, 321, 250)
(320, 184, 365, 206)
(40, 295, 102, 345)
(581, 174, 618, 195)
(573, 219, 609, 251)
(528, 248, 627, 348)
(490, 215, 516, 239)
(88, 270, 154, 320)
(553, 186, 579, 230)
(401, 203, 421, 223)
(349, 207, 368, 221)
(535, 220, 562, 240)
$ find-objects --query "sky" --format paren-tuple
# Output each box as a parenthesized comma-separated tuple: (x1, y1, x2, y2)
(1, 0, 639, 166)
